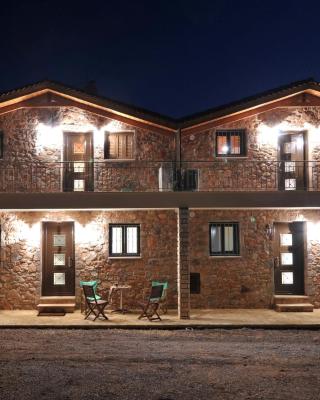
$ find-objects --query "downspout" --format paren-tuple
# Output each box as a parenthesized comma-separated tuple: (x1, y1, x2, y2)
(176, 127, 181, 166)
(175, 128, 182, 190)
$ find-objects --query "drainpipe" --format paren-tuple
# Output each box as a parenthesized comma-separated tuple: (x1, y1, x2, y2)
(176, 128, 181, 166)
(175, 128, 182, 190)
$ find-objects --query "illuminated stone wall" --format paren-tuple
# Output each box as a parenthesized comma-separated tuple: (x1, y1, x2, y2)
(0, 107, 175, 192)
(2, 209, 320, 310)
(181, 106, 320, 191)
(0, 210, 177, 309)
(189, 209, 320, 308)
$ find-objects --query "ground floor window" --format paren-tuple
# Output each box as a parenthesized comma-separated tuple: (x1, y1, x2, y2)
(109, 224, 140, 257)
(209, 222, 240, 256)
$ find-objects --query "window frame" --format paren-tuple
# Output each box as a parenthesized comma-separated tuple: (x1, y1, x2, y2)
(215, 129, 246, 157)
(104, 130, 135, 160)
(109, 224, 140, 257)
(209, 222, 240, 256)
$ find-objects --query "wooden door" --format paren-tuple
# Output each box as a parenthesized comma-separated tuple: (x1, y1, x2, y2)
(42, 222, 75, 296)
(63, 132, 93, 192)
(278, 132, 306, 190)
(274, 222, 305, 295)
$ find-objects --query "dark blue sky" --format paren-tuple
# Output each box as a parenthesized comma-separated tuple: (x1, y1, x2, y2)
(1, 0, 320, 117)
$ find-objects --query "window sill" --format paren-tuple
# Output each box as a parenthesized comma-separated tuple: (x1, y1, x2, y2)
(103, 159, 135, 162)
(215, 156, 248, 159)
(108, 256, 142, 259)
(209, 255, 242, 259)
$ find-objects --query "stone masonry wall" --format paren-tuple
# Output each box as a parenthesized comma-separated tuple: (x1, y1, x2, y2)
(181, 106, 320, 191)
(2, 208, 320, 310)
(190, 209, 320, 309)
(0, 107, 175, 192)
(0, 210, 177, 309)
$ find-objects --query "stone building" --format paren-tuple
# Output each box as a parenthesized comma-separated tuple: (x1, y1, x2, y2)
(1, 78, 320, 317)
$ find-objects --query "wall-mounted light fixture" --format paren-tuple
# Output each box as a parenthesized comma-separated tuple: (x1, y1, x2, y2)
(265, 224, 274, 240)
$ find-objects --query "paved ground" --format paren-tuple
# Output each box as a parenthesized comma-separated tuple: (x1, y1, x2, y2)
(1, 309, 320, 328)
(0, 329, 320, 400)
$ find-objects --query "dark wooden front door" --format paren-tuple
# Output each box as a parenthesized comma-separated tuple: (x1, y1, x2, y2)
(274, 222, 305, 295)
(278, 132, 306, 190)
(42, 222, 75, 296)
(63, 132, 93, 192)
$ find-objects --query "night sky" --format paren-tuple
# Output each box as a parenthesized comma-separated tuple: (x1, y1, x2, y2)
(1, 0, 320, 118)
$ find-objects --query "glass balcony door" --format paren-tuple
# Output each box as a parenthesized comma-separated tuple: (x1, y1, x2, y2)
(63, 132, 93, 192)
(278, 132, 306, 191)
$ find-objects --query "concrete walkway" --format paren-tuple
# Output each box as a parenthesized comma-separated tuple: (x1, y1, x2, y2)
(1, 309, 320, 329)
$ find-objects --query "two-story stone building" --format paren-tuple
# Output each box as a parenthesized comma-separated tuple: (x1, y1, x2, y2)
(1, 78, 320, 318)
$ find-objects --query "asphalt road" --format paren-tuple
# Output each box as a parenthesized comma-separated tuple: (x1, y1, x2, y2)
(0, 329, 319, 399)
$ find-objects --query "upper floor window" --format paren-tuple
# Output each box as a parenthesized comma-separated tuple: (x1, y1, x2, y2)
(216, 129, 246, 157)
(109, 224, 140, 257)
(209, 222, 240, 256)
(0, 132, 3, 159)
(104, 131, 134, 160)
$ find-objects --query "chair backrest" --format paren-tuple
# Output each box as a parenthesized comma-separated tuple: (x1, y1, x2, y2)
(80, 280, 98, 291)
(152, 281, 168, 299)
(149, 284, 164, 301)
(82, 284, 97, 303)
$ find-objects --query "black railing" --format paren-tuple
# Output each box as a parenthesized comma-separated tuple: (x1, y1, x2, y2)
(0, 160, 318, 193)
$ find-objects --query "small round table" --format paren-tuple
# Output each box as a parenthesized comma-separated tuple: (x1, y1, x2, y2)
(110, 285, 131, 313)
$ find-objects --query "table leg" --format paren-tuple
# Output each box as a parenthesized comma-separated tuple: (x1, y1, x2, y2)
(111, 288, 129, 314)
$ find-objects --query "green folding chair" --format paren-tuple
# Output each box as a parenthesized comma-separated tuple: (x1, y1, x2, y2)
(82, 285, 109, 321)
(138, 284, 164, 321)
(152, 281, 168, 314)
(80, 280, 101, 313)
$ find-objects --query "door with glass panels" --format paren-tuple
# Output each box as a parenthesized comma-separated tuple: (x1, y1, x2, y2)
(274, 222, 304, 295)
(278, 132, 306, 191)
(42, 222, 75, 296)
(63, 132, 93, 192)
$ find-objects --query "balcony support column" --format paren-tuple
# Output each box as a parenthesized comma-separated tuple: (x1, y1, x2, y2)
(177, 207, 190, 319)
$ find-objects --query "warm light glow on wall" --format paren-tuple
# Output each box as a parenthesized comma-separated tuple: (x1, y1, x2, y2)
(36, 123, 62, 151)
(5, 219, 40, 247)
(307, 221, 320, 241)
(307, 124, 320, 147)
(75, 220, 104, 245)
(93, 128, 105, 148)
(295, 213, 305, 222)
(257, 124, 279, 147)
(102, 120, 124, 133)
(36, 121, 126, 154)
(258, 122, 320, 148)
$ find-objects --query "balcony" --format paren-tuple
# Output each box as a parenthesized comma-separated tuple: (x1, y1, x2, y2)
(0, 160, 318, 193)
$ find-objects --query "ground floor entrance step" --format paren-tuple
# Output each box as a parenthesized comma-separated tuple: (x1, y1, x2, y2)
(37, 296, 76, 314)
(273, 295, 314, 312)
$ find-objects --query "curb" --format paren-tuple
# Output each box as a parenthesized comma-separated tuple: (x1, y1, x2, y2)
(1, 324, 320, 330)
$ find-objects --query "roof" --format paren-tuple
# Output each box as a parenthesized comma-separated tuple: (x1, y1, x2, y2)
(179, 78, 320, 128)
(0, 79, 177, 130)
(1, 78, 320, 132)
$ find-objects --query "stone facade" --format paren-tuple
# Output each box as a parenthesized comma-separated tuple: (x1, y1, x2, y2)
(2, 208, 320, 310)
(181, 106, 320, 191)
(2, 93, 320, 313)
(0, 107, 175, 192)
(2, 103, 320, 193)
(189, 209, 320, 309)
(0, 210, 177, 309)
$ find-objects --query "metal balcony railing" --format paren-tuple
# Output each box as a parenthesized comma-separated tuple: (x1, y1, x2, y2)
(0, 160, 318, 193)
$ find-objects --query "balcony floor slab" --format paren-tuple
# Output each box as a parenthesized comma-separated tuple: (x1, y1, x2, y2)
(1, 191, 320, 210)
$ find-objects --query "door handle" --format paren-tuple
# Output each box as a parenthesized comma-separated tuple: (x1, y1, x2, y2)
(68, 257, 74, 268)
(274, 257, 280, 268)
